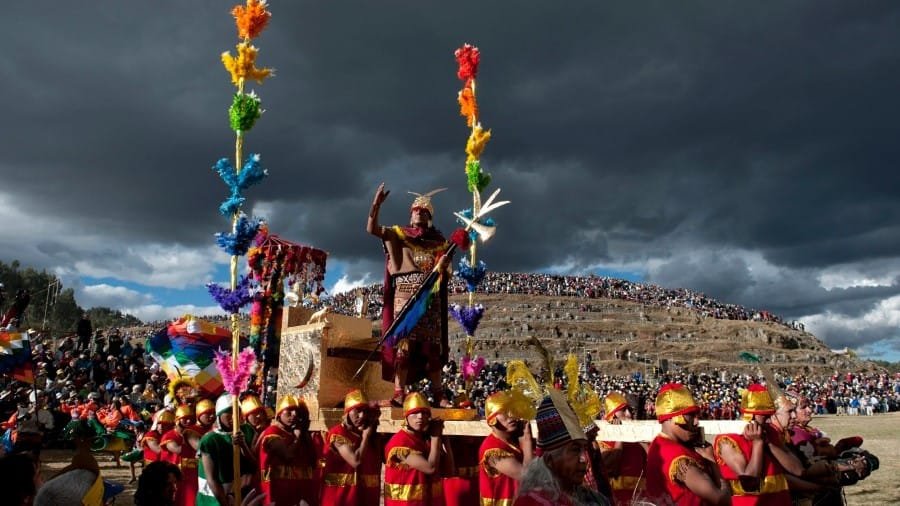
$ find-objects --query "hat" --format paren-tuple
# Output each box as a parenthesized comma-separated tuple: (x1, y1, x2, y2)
(196, 398, 215, 417)
(655, 383, 700, 424)
(535, 389, 586, 451)
(603, 392, 629, 422)
(216, 394, 234, 416)
(175, 404, 194, 420)
(408, 188, 447, 215)
(485, 391, 510, 426)
(156, 409, 176, 425)
(343, 389, 368, 414)
(740, 384, 776, 420)
(240, 394, 264, 417)
(276, 394, 305, 416)
(403, 392, 431, 417)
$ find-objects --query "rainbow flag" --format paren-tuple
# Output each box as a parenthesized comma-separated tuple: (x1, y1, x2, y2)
(383, 271, 443, 349)
(0, 331, 34, 383)
(146, 315, 234, 396)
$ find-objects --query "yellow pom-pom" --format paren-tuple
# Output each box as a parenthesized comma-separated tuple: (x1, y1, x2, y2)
(465, 124, 491, 162)
(222, 42, 273, 86)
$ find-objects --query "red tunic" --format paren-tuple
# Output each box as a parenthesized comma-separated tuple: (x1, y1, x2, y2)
(258, 424, 320, 506)
(160, 428, 199, 506)
(599, 441, 647, 505)
(714, 426, 791, 506)
(142, 429, 162, 464)
(478, 434, 523, 506)
(445, 436, 479, 506)
(646, 434, 716, 506)
(321, 423, 382, 506)
(385, 428, 444, 506)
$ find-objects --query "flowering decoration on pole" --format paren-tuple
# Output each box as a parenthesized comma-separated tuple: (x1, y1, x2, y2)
(215, 213, 262, 256)
(214, 347, 258, 396)
(213, 154, 269, 216)
(452, 42, 508, 397)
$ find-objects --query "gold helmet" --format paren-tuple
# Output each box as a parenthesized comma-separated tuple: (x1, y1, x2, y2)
(156, 409, 176, 425)
(343, 389, 368, 414)
(276, 394, 305, 417)
(195, 399, 215, 418)
(655, 383, 699, 425)
(485, 391, 510, 426)
(175, 404, 195, 421)
(741, 384, 776, 421)
(603, 392, 629, 422)
(408, 188, 447, 216)
(403, 392, 431, 417)
(240, 394, 264, 418)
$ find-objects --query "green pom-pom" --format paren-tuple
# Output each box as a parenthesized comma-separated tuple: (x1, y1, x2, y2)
(229, 92, 262, 132)
(465, 160, 492, 193)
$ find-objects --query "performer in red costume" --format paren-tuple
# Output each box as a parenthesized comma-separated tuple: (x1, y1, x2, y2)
(599, 392, 647, 505)
(257, 394, 320, 506)
(478, 391, 534, 506)
(645, 383, 730, 506)
(384, 392, 453, 506)
(143, 409, 175, 465)
(321, 389, 382, 505)
(161, 404, 201, 506)
(194, 398, 215, 436)
(367, 183, 452, 405)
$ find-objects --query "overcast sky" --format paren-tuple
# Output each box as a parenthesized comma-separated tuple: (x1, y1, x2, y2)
(3, 1, 899, 360)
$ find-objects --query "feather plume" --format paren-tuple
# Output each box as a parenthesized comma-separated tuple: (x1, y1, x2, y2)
(207, 275, 256, 314)
(564, 354, 579, 403)
(215, 213, 261, 255)
(528, 336, 554, 384)
(449, 303, 485, 336)
(215, 347, 258, 396)
(461, 355, 486, 381)
(506, 360, 543, 416)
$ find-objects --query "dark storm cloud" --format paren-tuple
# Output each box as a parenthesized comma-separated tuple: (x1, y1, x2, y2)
(3, 1, 900, 351)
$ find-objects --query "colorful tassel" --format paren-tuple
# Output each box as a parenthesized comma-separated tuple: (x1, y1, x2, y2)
(215, 213, 261, 255)
(454, 43, 480, 82)
(449, 303, 485, 336)
(231, 0, 272, 40)
(215, 347, 258, 396)
(222, 42, 273, 85)
(229, 91, 262, 132)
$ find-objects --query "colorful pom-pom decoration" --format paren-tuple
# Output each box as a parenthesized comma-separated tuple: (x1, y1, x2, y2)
(449, 303, 485, 336)
(222, 42, 273, 85)
(207, 275, 257, 314)
(214, 347, 258, 396)
(455, 208, 496, 242)
(215, 213, 261, 256)
(461, 355, 486, 381)
(229, 92, 262, 132)
(454, 43, 480, 82)
(456, 257, 487, 293)
(232, 0, 272, 40)
(465, 160, 492, 193)
(465, 125, 491, 162)
(458, 84, 478, 127)
(450, 227, 471, 252)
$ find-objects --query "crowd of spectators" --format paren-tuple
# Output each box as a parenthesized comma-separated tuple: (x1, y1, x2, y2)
(320, 272, 804, 330)
(438, 360, 900, 422)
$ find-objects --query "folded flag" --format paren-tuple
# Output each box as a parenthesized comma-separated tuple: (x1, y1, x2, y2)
(0, 330, 33, 383)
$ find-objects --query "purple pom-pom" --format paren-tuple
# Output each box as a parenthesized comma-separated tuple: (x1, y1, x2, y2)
(449, 303, 485, 336)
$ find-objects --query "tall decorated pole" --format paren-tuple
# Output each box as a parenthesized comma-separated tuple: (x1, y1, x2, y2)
(451, 44, 503, 395)
(207, 1, 273, 503)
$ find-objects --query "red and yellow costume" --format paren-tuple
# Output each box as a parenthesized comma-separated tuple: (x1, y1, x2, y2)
(257, 395, 320, 506)
(445, 436, 480, 506)
(600, 392, 646, 505)
(160, 405, 199, 506)
(479, 433, 522, 506)
(713, 385, 790, 505)
(321, 390, 381, 506)
(646, 384, 717, 506)
(384, 393, 443, 506)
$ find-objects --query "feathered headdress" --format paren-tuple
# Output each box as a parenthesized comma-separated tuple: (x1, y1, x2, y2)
(408, 188, 447, 215)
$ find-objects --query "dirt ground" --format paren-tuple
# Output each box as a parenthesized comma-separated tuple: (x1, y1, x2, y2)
(39, 413, 898, 506)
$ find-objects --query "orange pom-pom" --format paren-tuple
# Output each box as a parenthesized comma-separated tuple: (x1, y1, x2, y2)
(458, 85, 478, 127)
(232, 0, 272, 40)
(222, 42, 274, 85)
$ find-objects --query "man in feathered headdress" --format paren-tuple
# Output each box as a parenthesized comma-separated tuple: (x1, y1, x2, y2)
(367, 183, 452, 406)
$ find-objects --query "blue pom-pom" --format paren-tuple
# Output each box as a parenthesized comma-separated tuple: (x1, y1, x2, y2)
(455, 208, 496, 241)
(237, 154, 268, 190)
(456, 257, 487, 292)
(215, 213, 261, 255)
(213, 158, 238, 189)
(218, 193, 245, 216)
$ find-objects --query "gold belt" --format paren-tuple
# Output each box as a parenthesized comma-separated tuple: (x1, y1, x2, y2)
(179, 458, 198, 470)
(727, 474, 789, 495)
(608, 475, 644, 491)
